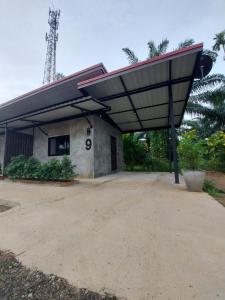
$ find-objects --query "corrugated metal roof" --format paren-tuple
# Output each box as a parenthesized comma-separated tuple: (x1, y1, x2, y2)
(0, 43, 203, 134)
(0, 63, 107, 123)
(0, 97, 110, 132)
(78, 43, 203, 132)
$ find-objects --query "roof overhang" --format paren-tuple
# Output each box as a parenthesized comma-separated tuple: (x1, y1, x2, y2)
(0, 43, 203, 134)
(78, 43, 203, 132)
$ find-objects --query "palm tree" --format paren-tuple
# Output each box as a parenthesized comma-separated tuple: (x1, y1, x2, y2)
(185, 82, 225, 136)
(213, 30, 225, 60)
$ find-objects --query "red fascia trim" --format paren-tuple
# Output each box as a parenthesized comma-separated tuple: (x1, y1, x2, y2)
(78, 43, 203, 88)
(0, 63, 107, 109)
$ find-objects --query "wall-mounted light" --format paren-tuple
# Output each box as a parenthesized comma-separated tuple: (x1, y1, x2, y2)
(87, 127, 91, 136)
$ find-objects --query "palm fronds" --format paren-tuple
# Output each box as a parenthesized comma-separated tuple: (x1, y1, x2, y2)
(147, 39, 169, 58)
(213, 30, 225, 51)
(177, 38, 195, 49)
(122, 48, 139, 65)
(157, 39, 169, 54)
(191, 74, 225, 94)
(147, 40, 158, 58)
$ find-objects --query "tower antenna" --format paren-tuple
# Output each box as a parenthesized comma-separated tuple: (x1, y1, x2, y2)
(43, 7, 60, 84)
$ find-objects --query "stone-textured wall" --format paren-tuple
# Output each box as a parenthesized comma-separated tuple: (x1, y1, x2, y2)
(0, 135, 5, 171)
(33, 118, 95, 178)
(93, 116, 123, 177)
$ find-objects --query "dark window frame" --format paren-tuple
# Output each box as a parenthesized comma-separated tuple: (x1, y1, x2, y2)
(48, 135, 70, 156)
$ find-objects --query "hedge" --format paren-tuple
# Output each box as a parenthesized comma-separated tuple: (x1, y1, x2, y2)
(5, 155, 76, 181)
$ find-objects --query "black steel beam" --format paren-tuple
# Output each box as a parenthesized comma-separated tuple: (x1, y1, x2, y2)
(121, 124, 180, 134)
(117, 114, 181, 125)
(99, 112, 122, 132)
(84, 115, 93, 128)
(168, 60, 179, 184)
(119, 76, 143, 130)
(70, 104, 91, 113)
(22, 119, 45, 125)
(178, 51, 203, 126)
(3, 108, 119, 134)
(108, 99, 185, 116)
(99, 75, 191, 102)
(37, 126, 48, 136)
(3, 123, 8, 172)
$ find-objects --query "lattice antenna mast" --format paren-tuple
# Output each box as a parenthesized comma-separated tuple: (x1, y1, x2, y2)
(43, 8, 60, 85)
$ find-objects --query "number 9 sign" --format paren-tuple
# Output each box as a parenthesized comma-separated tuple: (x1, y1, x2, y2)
(85, 138, 92, 150)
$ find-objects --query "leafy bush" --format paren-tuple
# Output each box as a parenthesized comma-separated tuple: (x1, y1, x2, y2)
(23, 157, 40, 179)
(5, 155, 75, 181)
(145, 156, 171, 172)
(61, 156, 75, 180)
(37, 159, 62, 181)
(123, 134, 146, 170)
(5, 155, 27, 179)
(204, 131, 225, 172)
(178, 130, 204, 170)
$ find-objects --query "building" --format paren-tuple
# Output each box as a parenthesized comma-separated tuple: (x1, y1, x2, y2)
(0, 44, 204, 181)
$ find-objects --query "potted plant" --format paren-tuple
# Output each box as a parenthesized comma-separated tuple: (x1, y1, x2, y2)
(178, 130, 205, 192)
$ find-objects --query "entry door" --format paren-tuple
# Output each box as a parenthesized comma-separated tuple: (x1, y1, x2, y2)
(110, 136, 117, 171)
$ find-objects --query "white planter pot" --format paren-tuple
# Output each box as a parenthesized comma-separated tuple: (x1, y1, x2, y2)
(182, 170, 205, 192)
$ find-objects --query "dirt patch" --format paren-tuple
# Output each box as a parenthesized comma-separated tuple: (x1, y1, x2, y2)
(206, 171, 225, 192)
(0, 250, 119, 300)
(11, 179, 79, 186)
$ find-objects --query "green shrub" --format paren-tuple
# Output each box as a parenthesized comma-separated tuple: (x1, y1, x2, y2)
(178, 130, 204, 170)
(5, 155, 27, 179)
(204, 131, 225, 172)
(5, 155, 75, 181)
(37, 159, 62, 181)
(145, 156, 171, 172)
(123, 134, 146, 170)
(61, 156, 75, 180)
(23, 157, 40, 179)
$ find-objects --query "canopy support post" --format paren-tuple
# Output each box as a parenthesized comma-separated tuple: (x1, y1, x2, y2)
(3, 123, 8, 174)
(167, 129, 172, 173)
(168, 61, 179, 184)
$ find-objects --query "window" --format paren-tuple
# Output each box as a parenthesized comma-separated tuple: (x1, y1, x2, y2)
(48, 135, 70, 156)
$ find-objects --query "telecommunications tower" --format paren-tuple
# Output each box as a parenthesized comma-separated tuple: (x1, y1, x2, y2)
(43, 8, 60, 85)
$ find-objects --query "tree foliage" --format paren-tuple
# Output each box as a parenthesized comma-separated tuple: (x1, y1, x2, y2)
(213, 30, 225, 60)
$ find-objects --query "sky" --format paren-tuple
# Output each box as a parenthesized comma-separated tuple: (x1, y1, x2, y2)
(0, 0, 224, 104)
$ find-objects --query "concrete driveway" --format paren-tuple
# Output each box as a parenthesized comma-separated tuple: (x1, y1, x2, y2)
(0, 172, 225, 300)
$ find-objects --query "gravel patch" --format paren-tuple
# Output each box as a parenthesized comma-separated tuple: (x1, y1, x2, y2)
(0, 250, 119, 300)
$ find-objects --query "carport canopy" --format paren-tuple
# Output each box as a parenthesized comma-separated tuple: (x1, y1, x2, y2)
(78, 43, 203, 132)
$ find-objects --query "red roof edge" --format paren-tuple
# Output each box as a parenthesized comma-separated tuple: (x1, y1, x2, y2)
(77, 43, 203, 88)
(0, 63, 107, 109)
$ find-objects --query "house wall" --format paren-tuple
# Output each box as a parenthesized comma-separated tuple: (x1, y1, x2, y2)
(33, 117, 95, 178)
(93, 116, 123, 177)
(0, 135, 5, 171)
(2, 116, 123, 178)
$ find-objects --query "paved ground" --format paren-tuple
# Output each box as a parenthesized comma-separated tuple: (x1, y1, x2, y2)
(0, 172, 225, 300)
